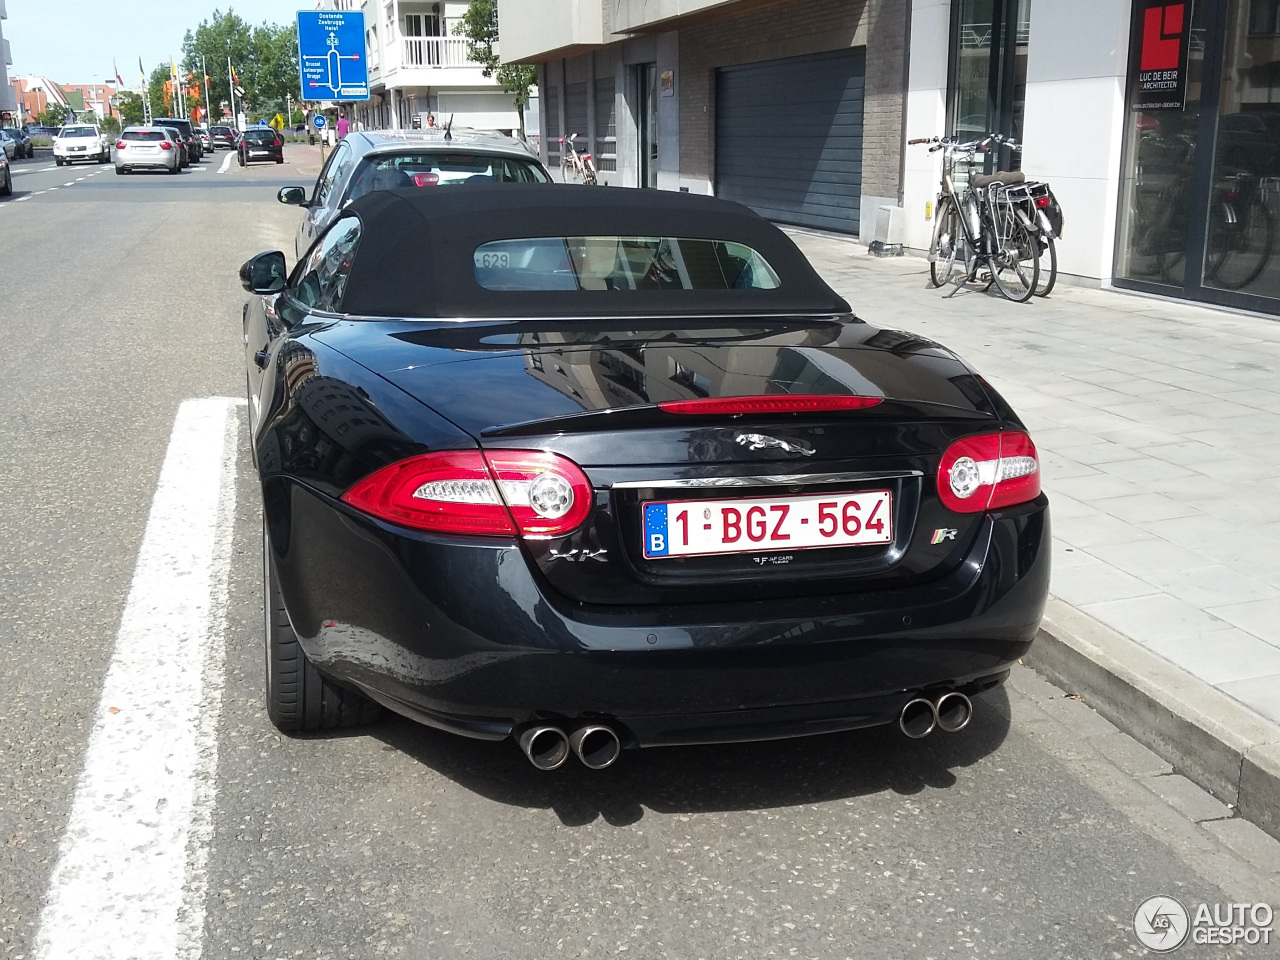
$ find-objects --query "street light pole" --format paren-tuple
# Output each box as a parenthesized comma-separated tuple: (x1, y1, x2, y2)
(227, 54, 237, 128)
(202, 54, 212, 129)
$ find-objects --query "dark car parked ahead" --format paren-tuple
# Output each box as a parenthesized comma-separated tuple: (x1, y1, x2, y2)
(210, 125, 237, 150)
(152, 117, 201, 164)
(239, 185, 1050, 771)
(276, 128, 551, 258)
(238, 127, 283, 165)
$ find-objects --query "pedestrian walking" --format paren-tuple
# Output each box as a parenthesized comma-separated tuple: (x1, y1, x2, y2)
(336, 113, 350, 139)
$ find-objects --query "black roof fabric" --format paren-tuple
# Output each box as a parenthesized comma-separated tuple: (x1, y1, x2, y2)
(338, 184, 851, 319)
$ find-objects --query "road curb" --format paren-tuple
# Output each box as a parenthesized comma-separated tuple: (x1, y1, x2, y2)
(1025, 598, 1280, 842)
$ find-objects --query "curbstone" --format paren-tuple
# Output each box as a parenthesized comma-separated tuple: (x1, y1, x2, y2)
(1025, 597, 1280, 841)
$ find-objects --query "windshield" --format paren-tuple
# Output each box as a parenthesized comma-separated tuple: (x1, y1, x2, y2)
(346, 152, 549, 201)
(123, 130, 167, 142)
(473, 237, 782, 292)
(62, 128, 97, 138)
(245, 130, 276, 141)
(211, 126, 232, 135)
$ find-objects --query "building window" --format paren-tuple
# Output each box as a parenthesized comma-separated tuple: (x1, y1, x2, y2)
(1251, 0, 1280, 34)
(948, 0, 1031, 169)
(594, 78, 616, 172)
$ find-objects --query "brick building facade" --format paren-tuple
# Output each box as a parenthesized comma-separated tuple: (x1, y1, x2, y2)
(505, 0, 908, 237)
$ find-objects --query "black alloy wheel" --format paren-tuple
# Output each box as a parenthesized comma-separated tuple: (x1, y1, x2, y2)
(262, 520, 383, 732)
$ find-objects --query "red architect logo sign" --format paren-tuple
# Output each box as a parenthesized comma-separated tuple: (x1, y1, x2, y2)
(1131, 0, 1193, 110)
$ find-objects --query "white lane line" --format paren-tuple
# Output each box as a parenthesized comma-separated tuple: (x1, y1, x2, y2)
(15, 196, 30, 201)
(63, 181, 75, 187)
(47, 186, 58, 191)
(33, 397, 243, 960)
(75, 177, 86, 181)
(41, 164, 57, 171)
(217, 151, 234, 174)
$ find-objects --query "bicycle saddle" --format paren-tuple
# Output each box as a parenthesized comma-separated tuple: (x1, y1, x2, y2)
(970, 170, 1026, 189)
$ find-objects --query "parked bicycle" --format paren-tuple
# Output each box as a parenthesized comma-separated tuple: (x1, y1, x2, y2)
(559, 134, 598, 185)
(1002, 177, 1063, 296)
(911, 134, 1049, 302)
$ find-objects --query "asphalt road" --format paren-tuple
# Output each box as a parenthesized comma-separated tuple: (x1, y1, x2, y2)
(1, 144, 1278, 960)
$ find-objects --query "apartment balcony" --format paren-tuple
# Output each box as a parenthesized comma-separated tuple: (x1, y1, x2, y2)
(610, 0, 746, 34)
(370, 35, 493, 90)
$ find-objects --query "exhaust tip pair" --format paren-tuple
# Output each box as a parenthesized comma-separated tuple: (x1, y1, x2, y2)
(899, 691, 973, 739)
(517, 723, 621, 770)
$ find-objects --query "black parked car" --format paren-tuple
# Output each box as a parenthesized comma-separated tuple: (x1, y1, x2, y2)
(240, 186, 1050, 770)
(152, 117, 201, 163)
(209, 125, 237, 150)
(238, 127, 283, 165)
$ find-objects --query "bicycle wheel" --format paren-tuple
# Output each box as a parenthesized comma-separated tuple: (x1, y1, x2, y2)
(929, 197, 968, 287)
(584, 159, 598, 185)
(990, 218, 1040, 303)
(1209, 198, 1274, 290)
(1033, 233, 1057, 297)
(560, 159, 575, 183)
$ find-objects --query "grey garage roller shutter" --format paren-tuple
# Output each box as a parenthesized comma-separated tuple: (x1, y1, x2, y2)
(716, 48, 865, 234)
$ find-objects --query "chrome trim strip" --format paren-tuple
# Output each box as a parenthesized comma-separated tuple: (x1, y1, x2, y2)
(610, 470, 923, 490)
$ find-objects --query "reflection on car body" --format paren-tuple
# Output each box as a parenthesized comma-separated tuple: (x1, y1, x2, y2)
(240, 185, 1049, 770)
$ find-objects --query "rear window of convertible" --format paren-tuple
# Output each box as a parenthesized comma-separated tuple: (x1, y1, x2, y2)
(473, 237, 782, 291)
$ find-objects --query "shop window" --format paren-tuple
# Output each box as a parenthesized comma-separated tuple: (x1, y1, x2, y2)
(1250, 0, 1280, 35)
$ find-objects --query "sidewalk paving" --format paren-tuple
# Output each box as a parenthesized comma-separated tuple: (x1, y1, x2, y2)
(787, 231, 1280, 829)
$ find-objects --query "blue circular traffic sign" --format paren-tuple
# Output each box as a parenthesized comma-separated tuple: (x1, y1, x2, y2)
(312, 115, 327, 129)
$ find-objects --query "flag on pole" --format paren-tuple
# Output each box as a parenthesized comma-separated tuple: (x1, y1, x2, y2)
(114, 59, 124, 87)
(230, 64, 239, 86)
(138, 56, 146, 85)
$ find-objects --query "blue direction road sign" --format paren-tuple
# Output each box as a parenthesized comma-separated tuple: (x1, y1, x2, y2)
(297, 10, 369, 101)
(312, 114, 327, 129)
(258, 118, 270, 127)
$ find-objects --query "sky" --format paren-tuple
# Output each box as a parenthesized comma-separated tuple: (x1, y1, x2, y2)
(6, 0, 310, 84)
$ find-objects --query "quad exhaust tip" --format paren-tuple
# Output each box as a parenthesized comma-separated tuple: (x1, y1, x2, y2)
(570, 724, 622, 770)
(517, 725, 570, 770)
(934, 691, 973, 733)
(899, 698, 937, 739)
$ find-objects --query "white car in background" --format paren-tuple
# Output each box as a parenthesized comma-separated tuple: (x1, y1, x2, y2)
(54, 124, 110, 166)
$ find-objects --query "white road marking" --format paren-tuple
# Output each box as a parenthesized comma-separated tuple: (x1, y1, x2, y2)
(15, 196, 30, 201)
(63, 181, 75, 186)
(75, 177, 86, 181)
(42, 164, 56, 171)
(47, 186, 58, 191)
(33, 397, 243, 960)
(217, 151, 234, 174)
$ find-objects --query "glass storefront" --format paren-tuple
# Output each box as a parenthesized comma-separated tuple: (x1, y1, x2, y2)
(1116, 0, 1280, 311)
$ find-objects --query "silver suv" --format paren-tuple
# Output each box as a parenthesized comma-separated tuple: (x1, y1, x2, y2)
(276, 128, 551, 259)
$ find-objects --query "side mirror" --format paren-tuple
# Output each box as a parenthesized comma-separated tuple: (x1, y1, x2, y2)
(277, 186, 308, 205)
(240, 251, 288, 294)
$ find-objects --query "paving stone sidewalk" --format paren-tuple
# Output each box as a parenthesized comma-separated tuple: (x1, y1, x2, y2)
(789, 231, 1280, 727)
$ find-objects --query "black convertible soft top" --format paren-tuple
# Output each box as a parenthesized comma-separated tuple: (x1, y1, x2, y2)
(337, 184, 852, 319)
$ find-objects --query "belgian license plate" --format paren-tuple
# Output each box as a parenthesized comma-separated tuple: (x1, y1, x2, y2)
(642, 490, 893, 559)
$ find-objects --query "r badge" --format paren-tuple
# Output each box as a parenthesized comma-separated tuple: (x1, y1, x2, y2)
(931, 528, 958, 544)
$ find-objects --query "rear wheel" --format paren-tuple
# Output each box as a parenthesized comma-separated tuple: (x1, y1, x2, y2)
(263, 520, 383, 732)
(928, 197, 968, 287)
(1033, 234, 1058, 297)
(0, 167, 10, 196)
(990, 219, 1040, 303)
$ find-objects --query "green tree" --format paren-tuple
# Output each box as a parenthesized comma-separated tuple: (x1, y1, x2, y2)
(117, 91, 145, 127)
(148, 62, 177, 117)
(38, 103, 68, 127)
(99, 115, 121, 134)
(454, 0, 537, 138)
(181, 10, 299, 119)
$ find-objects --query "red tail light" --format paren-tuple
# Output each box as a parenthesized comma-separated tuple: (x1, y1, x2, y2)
(937, 431, 1040, 513)
(159, 141, 173, 150)
(116, 140, 127, 149)
(412, 172, 440, 187)
(583, 154, 592, 161)
(272, 139, 281, 147)
(1034, 196, 1051, 208)
(658, 395, 883, 415)
(341, 450, 591, 538)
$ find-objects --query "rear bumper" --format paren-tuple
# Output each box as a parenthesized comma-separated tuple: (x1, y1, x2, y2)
(271, 482, 1050, 745)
